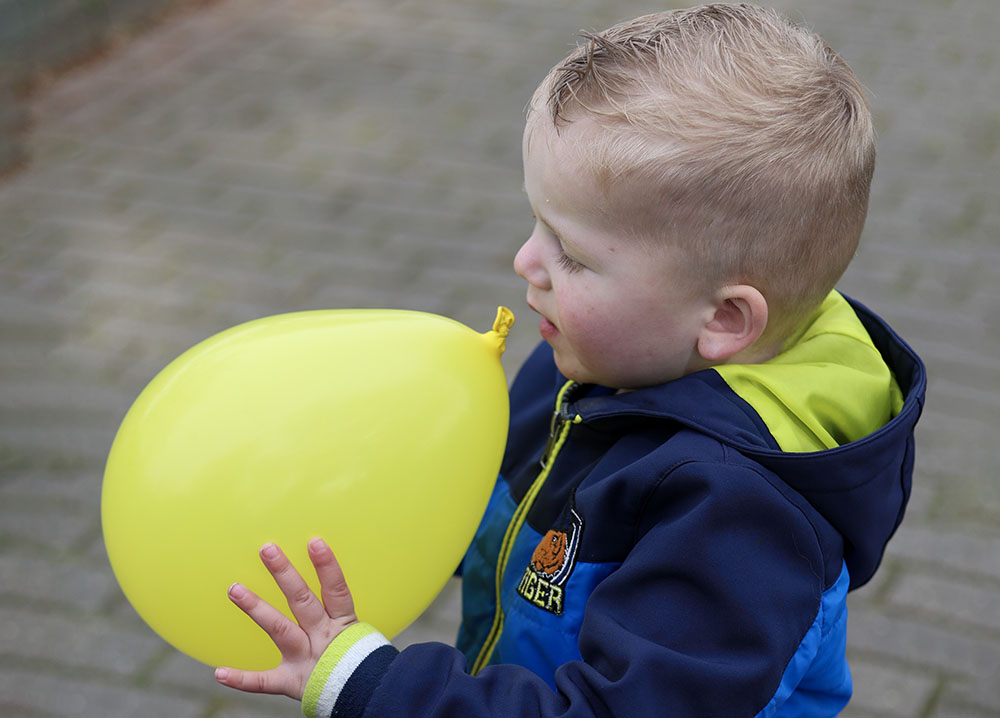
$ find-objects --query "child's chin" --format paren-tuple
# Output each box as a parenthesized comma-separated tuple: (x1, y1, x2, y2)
(552, 354, 588, 384)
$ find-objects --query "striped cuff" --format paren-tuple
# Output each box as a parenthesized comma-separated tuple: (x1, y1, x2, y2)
(302, 623, 396, 718)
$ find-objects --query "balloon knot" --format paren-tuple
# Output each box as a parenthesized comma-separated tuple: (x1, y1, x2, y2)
(484, 307, 515, 355)
(492, 307, 514, 338)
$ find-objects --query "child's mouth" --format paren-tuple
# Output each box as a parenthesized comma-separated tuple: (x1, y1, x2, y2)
(527, 298, 559, 340)
(539, 316, 559, 340)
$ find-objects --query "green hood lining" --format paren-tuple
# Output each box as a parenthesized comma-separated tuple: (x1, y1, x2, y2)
(713, 291, 904, 454)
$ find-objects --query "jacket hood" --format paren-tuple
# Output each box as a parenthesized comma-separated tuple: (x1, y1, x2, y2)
(561, 294, 927, 589)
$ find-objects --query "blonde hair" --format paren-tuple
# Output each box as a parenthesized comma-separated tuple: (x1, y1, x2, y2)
(527, 3, 875, 342)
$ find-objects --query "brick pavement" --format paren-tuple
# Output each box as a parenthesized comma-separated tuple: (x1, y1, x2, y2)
(1, 0, 998, 715)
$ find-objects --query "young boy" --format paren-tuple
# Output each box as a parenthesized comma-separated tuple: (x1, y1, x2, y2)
(215, 5, 926, 716)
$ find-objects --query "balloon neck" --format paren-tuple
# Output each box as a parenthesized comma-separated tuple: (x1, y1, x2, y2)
(483, 306, 515, 355)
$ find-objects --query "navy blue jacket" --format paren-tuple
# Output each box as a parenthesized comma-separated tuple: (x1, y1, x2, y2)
(302, 294, 926, 718)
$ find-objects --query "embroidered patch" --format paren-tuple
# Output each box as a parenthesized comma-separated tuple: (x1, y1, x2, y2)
(516, 499, 583, 615)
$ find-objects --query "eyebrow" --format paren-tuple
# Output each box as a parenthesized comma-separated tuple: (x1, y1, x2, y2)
(537, 210, 568, 247)
(522, 185, 562, 238)
(522, 185, 590, 261)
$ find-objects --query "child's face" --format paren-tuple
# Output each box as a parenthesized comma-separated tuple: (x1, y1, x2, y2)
(514, 119, 715, 390)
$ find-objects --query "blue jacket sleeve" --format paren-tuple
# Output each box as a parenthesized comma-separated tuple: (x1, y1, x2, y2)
(308, 458, 827, 718)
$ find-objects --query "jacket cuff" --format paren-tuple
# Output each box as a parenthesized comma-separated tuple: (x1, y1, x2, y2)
(301, 622, 398, 718)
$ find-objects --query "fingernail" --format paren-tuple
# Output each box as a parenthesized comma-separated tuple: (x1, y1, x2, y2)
(260, 543, 279, 560)
(215, 667, 229, 681)
(309, 537, 327, 552)
(228, 582, 246, 599)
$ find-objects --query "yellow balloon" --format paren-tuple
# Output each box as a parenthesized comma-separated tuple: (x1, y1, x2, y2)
(102, 307, 514, 670)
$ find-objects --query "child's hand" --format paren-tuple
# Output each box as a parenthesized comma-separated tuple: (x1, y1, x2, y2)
(214, 537, 358, 700)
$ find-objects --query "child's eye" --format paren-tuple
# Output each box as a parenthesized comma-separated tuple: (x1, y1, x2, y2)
(556, 251, 585, 274)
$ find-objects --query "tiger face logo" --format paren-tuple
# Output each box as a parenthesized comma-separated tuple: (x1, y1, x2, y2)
(532, 530, 568, 578)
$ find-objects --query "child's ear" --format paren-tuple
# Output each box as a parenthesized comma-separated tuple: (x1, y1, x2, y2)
(696, 285, 768, 363)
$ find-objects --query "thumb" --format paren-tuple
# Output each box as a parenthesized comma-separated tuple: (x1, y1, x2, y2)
(215, 666, 302, 700)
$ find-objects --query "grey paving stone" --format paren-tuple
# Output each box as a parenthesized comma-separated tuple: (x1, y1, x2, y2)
(153, 649, 305, 717)
(938, 673, 1000, 717)
(0, 605, 164, 676)
(2, 470, 104, 508)
(0, 553, 113, 613)
(847, 608, 1000, 679)
(887, 571, 1000, 635)
(933, 709, 997, 718)
(212, 692, 303, 718)
(840, 657, 937, 717)
(886, 527, 1000, 582)
(0, 665, 205, 718)
(0, 379, 133, 418)
(0, 503, 97, 554)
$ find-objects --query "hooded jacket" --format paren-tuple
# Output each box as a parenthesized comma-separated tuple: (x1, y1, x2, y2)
(302, 292, 926, 718)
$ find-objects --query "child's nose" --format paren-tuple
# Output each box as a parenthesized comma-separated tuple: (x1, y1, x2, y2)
(513, 232, 551, 289)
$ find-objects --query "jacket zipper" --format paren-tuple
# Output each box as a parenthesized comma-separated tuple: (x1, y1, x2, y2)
(470, 380, 580, 675)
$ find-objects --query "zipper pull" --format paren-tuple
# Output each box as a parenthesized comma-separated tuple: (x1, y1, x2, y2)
(540, 382, 578, 468)
(539, 419, 561, 469)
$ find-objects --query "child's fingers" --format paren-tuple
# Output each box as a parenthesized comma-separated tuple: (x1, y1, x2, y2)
(227, 582, 308, 656)
(258, 542, 330, 633)
(307, 537, 358, 621)
(215, 665, 298, 699)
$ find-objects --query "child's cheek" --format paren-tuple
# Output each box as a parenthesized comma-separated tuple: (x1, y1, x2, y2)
(562, 300, 620, 357)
